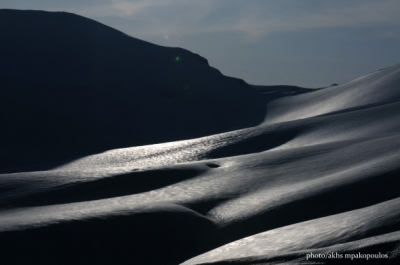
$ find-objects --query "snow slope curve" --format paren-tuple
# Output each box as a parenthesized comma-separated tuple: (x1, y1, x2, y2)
(1, 9, 400, 265)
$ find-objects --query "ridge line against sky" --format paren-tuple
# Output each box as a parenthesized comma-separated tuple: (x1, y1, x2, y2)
(2, 0, 400, 87)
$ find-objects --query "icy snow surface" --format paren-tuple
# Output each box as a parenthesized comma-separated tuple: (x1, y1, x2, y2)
(1, 9, 400, 265)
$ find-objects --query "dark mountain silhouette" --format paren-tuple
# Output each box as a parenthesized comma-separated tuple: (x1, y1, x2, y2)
(0, 9, 267, 169)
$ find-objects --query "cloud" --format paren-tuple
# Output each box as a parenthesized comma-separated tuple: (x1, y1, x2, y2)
(229, 0, 400, 40)
(2, 0, 400, 41)
(78, 0, 400, 42)
(84, 0, 220, 39)
(108, 0, 165, 17)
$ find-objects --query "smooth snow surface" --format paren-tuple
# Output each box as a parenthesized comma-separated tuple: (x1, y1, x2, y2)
(1, 9, 400, 265)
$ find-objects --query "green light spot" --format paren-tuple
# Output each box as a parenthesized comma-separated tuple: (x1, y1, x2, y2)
(175, 57, 180, 61)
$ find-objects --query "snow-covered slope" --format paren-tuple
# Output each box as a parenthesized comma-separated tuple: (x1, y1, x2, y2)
(264, 64, 400, 124)
(1, 9, 400, 265)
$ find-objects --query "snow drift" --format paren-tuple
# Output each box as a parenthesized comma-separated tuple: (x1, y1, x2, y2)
(1, 9, 400, 265)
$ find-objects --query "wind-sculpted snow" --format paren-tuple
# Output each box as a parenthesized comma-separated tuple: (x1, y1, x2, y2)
(265, 64, 400, 124)
(182, 198, 400, 264)
(1, 9, 400, 265)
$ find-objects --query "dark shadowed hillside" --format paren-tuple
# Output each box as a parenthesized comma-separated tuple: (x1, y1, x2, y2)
(0, 9, 267, 170)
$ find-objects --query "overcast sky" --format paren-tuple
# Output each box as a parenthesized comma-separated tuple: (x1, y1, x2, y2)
(2, 0, 400, 87)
